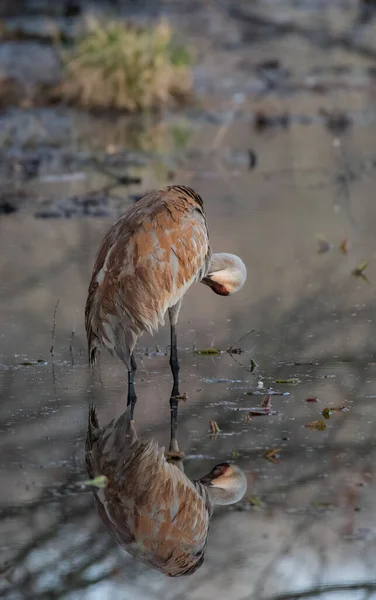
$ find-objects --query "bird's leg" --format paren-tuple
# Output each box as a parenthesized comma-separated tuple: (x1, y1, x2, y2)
(166, 303, 185, 460)
(127, 353, 137, 420)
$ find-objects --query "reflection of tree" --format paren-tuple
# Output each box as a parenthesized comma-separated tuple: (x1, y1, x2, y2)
(2, 256, 376, 599)
(261, 582, 376, 600)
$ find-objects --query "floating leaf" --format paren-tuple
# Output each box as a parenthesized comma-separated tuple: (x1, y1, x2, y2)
(260, 394, 272, 409)
(231, 449, 240, 458)
(305, 420, 326, 431)
(19, 359, 48, 366)
(339, 238, 349, 254)
(275, 378, 300, 385)
(305, 396, 319, 403)
(322, 405, 349, 419)
(264, 447, 281, 463)
(195, 348, 221, 356)
(250, 358, 258, 372)
(209, 420, 220, 434)
(81, 475, 108, 488)
(352, 260, 370, 283)
(248, 495, 263, 508)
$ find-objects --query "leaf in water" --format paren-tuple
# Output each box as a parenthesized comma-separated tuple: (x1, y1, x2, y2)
(351, 260, 370, 284)
(316, 234, 333, 254)
(195, 348, 221, 356)
(231, 449, 240, 458)
(322, 405, 349, 419)
(260, 394, 272, 409)
(305, 396, 319, 402)
(209, 420, 220, 434)
(249, 495, 263, 508)
(250, 358, 258, 372)
(305, 420, 326, 431)
(339, 238, 349, 254)
(264, 447, 281, 463)
(242, 413, 252, 423)
(275, 378, 300, 385)
(81, 475, 108, 488)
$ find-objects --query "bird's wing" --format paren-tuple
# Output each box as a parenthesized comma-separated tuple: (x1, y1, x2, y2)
(85, 187, 211, 360)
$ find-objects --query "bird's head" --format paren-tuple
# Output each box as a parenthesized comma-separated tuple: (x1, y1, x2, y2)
(201, 253, 247, 296)
(199, 462, 247, 505)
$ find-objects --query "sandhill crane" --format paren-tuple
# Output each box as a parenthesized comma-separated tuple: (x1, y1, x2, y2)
(85, 185, 246, 456)
(85, 404, 247, 576)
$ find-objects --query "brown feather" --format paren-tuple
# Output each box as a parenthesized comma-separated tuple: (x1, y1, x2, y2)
(85, 185, 211, 368)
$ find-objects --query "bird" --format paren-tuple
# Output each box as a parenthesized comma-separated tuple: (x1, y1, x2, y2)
(85, 184, 247, 456)
(85, 403, 247, 577)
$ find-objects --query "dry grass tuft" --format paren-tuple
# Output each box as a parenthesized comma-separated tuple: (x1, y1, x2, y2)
(59, 17, 193, 112)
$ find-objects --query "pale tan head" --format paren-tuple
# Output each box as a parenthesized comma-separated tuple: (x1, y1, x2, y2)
(202, 253, 247, 296)
(199, 462, 247, 506)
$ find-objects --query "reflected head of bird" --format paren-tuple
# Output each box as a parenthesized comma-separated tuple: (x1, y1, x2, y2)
(199, 462, 247, 505)
(202, 253, 247, 296)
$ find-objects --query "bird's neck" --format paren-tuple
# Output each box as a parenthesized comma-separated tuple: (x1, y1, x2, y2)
(196, 481, 238, 508)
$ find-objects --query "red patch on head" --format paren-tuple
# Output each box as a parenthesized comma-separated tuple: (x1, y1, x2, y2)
(213, 463, 230, 477)
(211, 282, 230, 296)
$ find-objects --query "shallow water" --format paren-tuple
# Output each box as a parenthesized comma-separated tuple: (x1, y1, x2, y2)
(2, 1, 376, 599)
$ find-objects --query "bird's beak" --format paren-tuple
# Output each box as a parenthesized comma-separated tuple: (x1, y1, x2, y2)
(199, 473, 214, 486)
(201, 276, 230, 296)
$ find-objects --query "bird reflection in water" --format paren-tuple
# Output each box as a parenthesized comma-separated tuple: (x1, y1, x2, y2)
(85, 405, 247, 576)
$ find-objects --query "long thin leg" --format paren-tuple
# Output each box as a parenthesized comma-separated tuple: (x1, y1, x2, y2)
(169, 322, 180, 446)
(127, 353, 137, 420)
(167, 303, 184, 459)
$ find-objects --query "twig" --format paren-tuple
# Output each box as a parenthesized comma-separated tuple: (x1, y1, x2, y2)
(50, 300, 60, 358)
(237, 329, 256, 344)
(50, 299, 60, 402)
(69, 309, 79, 366)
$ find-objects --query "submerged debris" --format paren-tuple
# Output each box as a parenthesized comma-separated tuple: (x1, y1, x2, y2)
(305, 396, 319, 403)
(316, 234, 333, 254)
(254, 110, 290, 131)
(339, 238, 349, 254)
(319, 108, 352, 134)
(305, 420, 327, 431)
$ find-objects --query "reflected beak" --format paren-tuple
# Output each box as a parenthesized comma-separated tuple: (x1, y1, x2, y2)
(199, 474, 214, 486)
